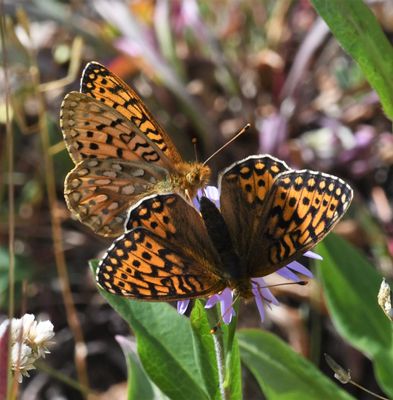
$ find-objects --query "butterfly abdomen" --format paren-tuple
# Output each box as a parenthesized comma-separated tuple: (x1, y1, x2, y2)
(199, 197, 244, 282)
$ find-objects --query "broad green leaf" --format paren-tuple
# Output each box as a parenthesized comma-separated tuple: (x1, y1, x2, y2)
(316, 234, 391, 355)
(116, 335, 157, 400)
(374, 346, 393, 399)
(311, 0, 393, 119)
(316, 235, 393, 397)
(190, 300, 220, 400)
(90, 260, 209, 400)
(239, 329, 354, 400)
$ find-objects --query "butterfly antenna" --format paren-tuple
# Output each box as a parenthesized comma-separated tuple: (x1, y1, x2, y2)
(192, 137, 199, 162)
(265, 280, 308, 288)
(210, 293, 241, 334)
(203, 123, 250, 166)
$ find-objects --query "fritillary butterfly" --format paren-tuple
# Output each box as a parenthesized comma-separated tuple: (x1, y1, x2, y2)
(61, 62, 210, 237)
(97, 155, 353, 300)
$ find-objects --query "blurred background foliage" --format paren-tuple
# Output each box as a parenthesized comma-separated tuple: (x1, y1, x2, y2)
(1, 0, 393, 398)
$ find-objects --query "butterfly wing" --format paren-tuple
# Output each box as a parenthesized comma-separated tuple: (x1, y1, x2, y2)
(65, 158, 169, 237)
(219, 155, 291, 262)
(251, 169, 353, 275)
(80, 62, 182, 164)
(97, 194, 225, 299)
(61, 92, 175, 169)
(220, 155, 353, 277)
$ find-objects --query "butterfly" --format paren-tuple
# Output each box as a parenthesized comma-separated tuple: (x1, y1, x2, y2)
(96, 154, 353, 300)
(61, 62, 210, 237)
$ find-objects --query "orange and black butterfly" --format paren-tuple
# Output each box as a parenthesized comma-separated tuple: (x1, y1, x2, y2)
(97, 155, 353, 300)
(61, 62, 210, 237)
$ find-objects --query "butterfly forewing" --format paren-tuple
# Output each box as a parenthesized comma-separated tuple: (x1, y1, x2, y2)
(61, 92, 174, 169)
(249, 170, 353, 276)
(65, 159, 169, 236)
(219, 155, 291, 260)
(97, 194, 225, 300)
(81, 62, 182, 164)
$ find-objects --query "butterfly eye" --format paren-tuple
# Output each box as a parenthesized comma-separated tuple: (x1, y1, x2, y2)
(186, 171, 199, 183)
(186, 166, 211, 186)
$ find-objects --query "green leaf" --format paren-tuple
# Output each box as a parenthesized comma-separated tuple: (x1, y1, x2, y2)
(311, 0, 393, 119)
(316, 234, 391, 355)
(316, 234, 393, 397)
(190, 300, 220, 400)
(90, 260, 209, 400)
(238, 329, 354, 400)
(374, 346, 393, 399)
(116, 335, 157, 400)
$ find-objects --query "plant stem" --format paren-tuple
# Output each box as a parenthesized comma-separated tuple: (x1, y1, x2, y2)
(36, 361, 95, 396)
(211, 331, 227, 400)
(205, 303, 239, 400)
(0, 5, 16, 400)
(350, 381, 388, 400)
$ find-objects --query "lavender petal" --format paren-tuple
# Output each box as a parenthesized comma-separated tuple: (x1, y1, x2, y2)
(177, 300, 190, 315)
(304, 251, 323, 260)
(287, 261, 314, 278)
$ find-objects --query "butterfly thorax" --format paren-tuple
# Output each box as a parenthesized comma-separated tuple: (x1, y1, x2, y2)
(229, 278, 254, 300)
(170, 162, 211, 198)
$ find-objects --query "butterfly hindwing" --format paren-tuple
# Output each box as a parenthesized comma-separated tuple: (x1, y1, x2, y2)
(80, 62, 182, 164)
(97, 194, 225, 300)
(65, 158, 168, 237)
(253, 170, 353, 275)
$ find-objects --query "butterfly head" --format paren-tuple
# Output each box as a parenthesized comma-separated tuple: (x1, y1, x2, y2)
(175, 162, 211, 196)
(188, 163, 211, 185)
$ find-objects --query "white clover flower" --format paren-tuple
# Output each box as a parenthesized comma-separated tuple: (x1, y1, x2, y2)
(10, 314, 35, 344)
(11, 343, 36, 383)
(1, 314, 54, 383)
(27, 319, 55, 358)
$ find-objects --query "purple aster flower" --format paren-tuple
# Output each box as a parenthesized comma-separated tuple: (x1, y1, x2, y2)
(251, 277, 280, 322)
(177, 299, 190, 315)
(178, 186, 317, 324)
(205, 288, 236, 324)
(192, 186, 220, 210)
